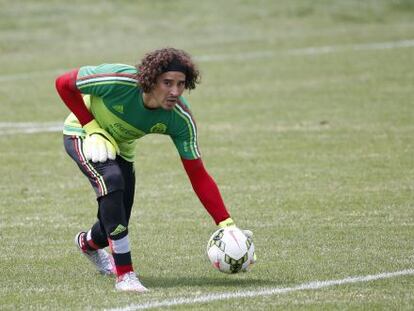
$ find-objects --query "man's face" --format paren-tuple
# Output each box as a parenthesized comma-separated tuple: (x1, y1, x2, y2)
(150, 71, 186, 110)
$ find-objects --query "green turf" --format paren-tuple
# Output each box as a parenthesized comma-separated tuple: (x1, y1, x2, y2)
(0, 0, 413, 310)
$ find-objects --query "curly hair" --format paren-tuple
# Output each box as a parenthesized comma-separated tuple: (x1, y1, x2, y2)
(136, 48, 201, 93)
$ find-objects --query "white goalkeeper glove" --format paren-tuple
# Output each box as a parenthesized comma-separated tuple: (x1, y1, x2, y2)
(82, 120, 120, 163)
(218, 218, 254, 239)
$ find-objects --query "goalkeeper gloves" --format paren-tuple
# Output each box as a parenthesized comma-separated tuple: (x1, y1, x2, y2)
(218, 218, 254, 239)
(82, 120, 120, 163)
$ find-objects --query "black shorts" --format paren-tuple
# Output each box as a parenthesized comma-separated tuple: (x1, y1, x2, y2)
(63, 135, 135, 199)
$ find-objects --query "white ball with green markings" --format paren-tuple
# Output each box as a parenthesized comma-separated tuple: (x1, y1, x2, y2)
(207, 227, 255, 274)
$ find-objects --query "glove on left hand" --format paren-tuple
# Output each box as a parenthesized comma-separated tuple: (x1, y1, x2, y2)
(83, 134, 116, 163)
(82, 120, 120, 163)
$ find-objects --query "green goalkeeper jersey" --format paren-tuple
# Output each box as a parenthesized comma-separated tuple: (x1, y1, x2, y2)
(63, 63, 201, 162)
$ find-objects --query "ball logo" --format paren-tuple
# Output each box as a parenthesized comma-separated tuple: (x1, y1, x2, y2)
(207, 227, 255, 274)
(150, 123, 167, 134)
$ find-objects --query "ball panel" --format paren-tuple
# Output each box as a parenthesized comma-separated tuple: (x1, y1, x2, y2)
(206, 227, 255, 274)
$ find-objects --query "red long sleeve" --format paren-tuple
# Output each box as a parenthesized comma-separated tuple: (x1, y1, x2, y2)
(181, 158, 230, 224)
(55, 69, 94, 125)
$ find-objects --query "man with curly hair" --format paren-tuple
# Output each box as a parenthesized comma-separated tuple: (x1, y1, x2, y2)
(55, 48, 251, 292)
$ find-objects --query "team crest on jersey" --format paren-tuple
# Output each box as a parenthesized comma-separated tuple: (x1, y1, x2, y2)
(150, 123, 167, 134)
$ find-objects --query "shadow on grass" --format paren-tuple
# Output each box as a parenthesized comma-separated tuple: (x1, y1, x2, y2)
(140, 275, 279, 289)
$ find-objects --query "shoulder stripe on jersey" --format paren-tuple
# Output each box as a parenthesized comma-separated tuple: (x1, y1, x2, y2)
(77, 72, 138, 81)
(76, 76, 137, 88)
(176, 100, 197, 131)
(174, 103, 201, 158)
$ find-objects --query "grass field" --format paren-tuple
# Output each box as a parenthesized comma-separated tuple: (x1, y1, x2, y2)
(1, 0, 414, 310)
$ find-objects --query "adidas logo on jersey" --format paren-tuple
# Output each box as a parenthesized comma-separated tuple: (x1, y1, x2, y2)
(113, 105, 124, 114)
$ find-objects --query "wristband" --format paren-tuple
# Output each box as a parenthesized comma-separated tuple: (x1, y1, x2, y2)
(218, 218, 235, 228)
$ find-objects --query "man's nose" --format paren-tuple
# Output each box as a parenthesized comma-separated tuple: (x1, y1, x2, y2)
(170, 86, 179, 96)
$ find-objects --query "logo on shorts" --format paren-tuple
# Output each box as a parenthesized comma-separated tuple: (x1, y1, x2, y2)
(150, 123, 167, 134)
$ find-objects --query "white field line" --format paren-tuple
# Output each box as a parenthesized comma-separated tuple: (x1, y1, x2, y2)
(286, 39, 414, 55)
(196, 39, 414, 61)
(0, 69, 65, 82)
(0, 122, 62, 134)
(0, 121, 329, 135)
(0, 39, 414, 82)
(106, 269, 414, 311)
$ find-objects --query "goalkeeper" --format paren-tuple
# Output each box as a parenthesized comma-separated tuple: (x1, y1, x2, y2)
(55, 48, 250, 293)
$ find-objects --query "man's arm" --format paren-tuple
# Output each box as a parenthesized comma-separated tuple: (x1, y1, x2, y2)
(55, 69, 94, 125)
(55, 69, 118, 162)
(181, 157, 232, 225)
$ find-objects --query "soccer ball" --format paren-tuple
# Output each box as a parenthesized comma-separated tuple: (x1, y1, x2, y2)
(206, 227, 255, 274)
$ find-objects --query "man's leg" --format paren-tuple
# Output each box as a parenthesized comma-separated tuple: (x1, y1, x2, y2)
(94, 161, 146, 292)
(64, 135, 146, 291)
(87, 157, 135, 253)
(117, 157, 136, 224)
(87, 156, 135, 252)
(98, 190, 132, 276)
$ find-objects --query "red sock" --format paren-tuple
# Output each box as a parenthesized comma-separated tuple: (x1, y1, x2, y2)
(108, 236, 134, 276)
